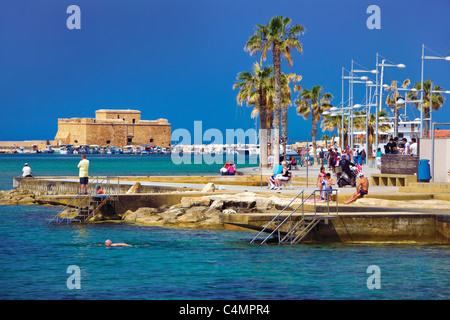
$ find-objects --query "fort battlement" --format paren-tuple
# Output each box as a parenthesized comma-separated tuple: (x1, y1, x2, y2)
(54, 109, 171, 147)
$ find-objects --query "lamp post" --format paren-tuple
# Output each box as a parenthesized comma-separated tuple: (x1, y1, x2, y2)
(342, 69, 370, 149)
(375, 54, 405, 150)
(420, 44, 450, 138)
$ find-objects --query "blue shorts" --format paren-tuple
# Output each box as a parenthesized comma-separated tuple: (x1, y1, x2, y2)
(80, 177, 88, 184)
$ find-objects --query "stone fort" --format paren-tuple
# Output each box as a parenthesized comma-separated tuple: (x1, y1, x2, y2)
(54, 109, 171, 147)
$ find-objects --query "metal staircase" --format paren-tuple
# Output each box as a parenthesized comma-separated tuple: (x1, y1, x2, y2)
(48, 176, 119, 224)
(250, 189, 338, 245)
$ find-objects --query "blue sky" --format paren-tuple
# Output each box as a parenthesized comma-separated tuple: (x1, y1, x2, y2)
(0, 0, 449, 142)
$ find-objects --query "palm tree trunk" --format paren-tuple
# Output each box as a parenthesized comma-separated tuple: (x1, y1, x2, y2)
(281, 105, 288, 160)
(267, 112, 273, 156)
(368, 126, 374, 159)
(259, 88, 269, 169)
(311, 110, 318, 166)
(272, 46, 282, 165)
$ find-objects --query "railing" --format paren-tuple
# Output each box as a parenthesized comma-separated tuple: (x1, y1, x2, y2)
(48, 176, 120, 224)
(250, 188, 339, 245)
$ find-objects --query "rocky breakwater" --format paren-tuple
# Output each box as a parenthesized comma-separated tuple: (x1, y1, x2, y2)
(121, 192, 293, 230)
(0, 188, 38, 205)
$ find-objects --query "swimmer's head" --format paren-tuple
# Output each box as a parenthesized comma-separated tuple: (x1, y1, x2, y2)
(105, 239, 112, 246)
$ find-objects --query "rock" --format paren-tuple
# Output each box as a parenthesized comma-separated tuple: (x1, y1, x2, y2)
(177, 206, 207, 223)
(159, 207, 185, 220)
(126, 182, 141, 194)
(209, 199, 224, 210)
(180, 196, 211, 208)
(255, 198, 274, 210)
(202, 182, 215, 192)
(222, 209, 237, 215)
(17, 197, 37, 205)
(122, 207, 159, 223)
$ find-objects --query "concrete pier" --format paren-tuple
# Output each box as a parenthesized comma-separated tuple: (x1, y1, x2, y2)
(5, 174, 450, 244)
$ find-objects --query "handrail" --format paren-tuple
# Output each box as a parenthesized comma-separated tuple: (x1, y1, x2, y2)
(251, 188, 339, 245)
(260, 190, 317, 245)
(48, 176, 118, 224)
(249, 189, 304, 244)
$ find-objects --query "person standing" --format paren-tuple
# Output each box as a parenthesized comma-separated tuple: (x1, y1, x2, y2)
(77, 154, 90, 194)
(402, 138, 411, 155)
(376, 148, 382, 170)
(410, 138, 418, 156)
(319, 149, 325, 166)
(360, 149, 366, 165)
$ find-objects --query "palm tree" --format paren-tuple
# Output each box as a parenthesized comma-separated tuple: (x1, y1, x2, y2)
(245, 16, 305, 165)
(407, 79, 445, 138)
(385, 79, 410, 137)
(352, 110, 390, 158)
(321, 114, 348, 148)
(233, 62, 273, 169)
(295, 86, 333, 165)
(280, 73, 302, 158)
(321, 134, 331, 148)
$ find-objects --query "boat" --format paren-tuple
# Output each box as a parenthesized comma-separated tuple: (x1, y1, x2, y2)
(89, 145, 100, 154)
(41, 145, 55, 154)
(17, 147, 27, 154)
(352, 116, 421, 154)
(59, 145, 73, 154)
(79, 145, 89, 154)
(122, 146, 134, 154)
(140, 145, 151, 155)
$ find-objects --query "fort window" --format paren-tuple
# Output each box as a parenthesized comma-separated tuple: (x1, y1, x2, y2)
(74, 140, 78, 143)
(150, 138, 154, 143)
(127, 138, 132, 144)
(106, 140, 111, 144)
(132, 119, 135, 124)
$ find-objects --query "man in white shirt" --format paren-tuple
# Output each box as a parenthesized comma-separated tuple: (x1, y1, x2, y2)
(410, 138, 418, 156)
(77, 154, 90, 194)
(402, 138, 411, 155)
(22, 163, 32, 177)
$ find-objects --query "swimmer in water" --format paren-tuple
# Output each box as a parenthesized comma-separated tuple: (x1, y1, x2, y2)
(105, 239, 131, 247)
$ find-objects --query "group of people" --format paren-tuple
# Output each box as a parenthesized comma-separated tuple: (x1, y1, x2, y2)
(22, 154, 104, 195)
(266, 161, 290, 190)
(323, 146, 361, 172)
(384, 137, 417, 156)
(316, 166, 333, 201)
(219, 161, 236, 175)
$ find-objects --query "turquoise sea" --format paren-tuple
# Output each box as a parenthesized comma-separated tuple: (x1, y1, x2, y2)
(0, 154, 449, 300)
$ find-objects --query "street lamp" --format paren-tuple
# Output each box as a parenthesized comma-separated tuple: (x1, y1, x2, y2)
(420, 44, 450, 138)
(374, 54, 406, 150)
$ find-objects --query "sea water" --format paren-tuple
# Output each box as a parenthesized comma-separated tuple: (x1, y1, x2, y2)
(0, 153, 258, 190)
(0, 154, 449, 300)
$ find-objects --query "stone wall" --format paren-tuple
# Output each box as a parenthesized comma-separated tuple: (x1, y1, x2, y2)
(54, 110, 171, 147)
